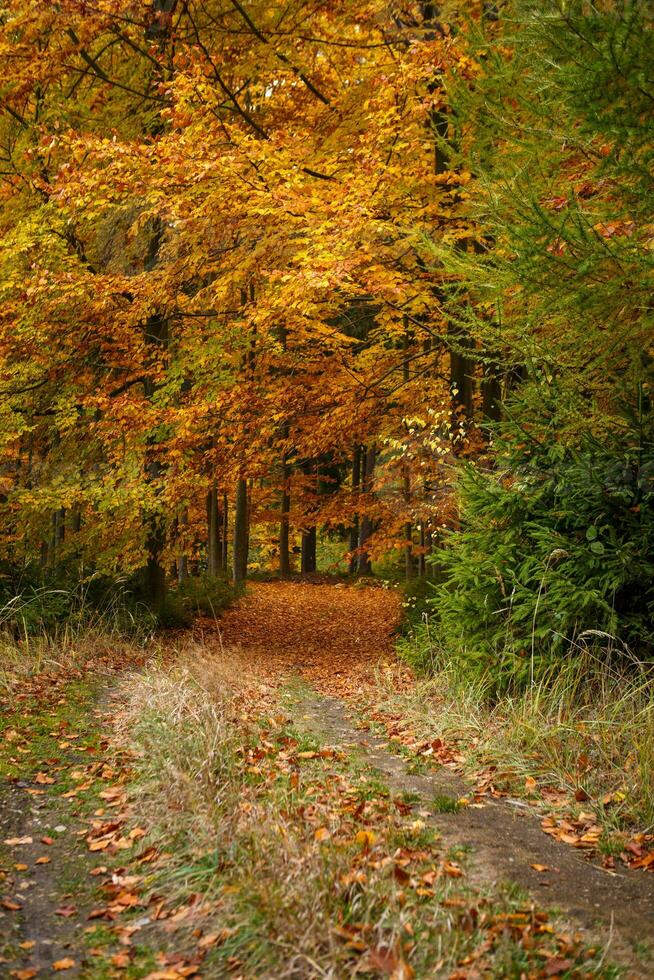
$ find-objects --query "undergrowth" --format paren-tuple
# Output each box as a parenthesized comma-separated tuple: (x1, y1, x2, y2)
(114, 660, 618, 978)
(391, 638, 654, 834)
(426, 394, 654, 693)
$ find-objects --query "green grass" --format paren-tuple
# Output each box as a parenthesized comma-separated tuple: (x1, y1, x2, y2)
(112, 661, 622, 978)
(372, 648, 654, 838)
(431, 793, 461, 814)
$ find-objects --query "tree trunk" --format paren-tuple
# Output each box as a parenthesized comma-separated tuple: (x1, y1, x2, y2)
(139, 3, 178, 609)
(301, 526, 317, 574)
(402, 324, 414, 581)
(482, 361, 502, 424)
(418, 526, 427, 577)
(403, 467, 414, 581)
(357, 445, 375, 575)
(207, 481, 220, 576)
(141, 308, 169, 610)
(348, 445, 361, 574)
(450, 333, 475, 423)
(221, 491, 229, 571)
(232, 477, 248, 582)
(178, 508, 189, 584)
(144, 515, 167, 611)
(405, 524, 414, 581)
(279, 459, 291, 577)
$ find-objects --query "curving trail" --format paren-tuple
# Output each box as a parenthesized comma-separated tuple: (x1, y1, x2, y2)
(209, 581, 654, 971)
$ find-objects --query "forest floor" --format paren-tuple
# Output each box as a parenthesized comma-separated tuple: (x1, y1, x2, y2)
(0, 581, 653, 979)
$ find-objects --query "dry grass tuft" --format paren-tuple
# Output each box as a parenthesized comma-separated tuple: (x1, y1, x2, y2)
(371, 653, 654, 833)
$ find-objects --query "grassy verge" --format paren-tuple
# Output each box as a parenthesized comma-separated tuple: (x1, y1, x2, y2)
(114, 659, 619, 978)
(374, 628, 654, 859)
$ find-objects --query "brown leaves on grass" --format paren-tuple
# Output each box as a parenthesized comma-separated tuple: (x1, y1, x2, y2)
(541, 813, 603, 850)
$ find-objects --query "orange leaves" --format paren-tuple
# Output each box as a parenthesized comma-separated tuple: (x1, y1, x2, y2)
(541, 813, 603, 850)
(0, 0, 481, 574)
(621, 835, 654, 872)
(214, 581, 401, 699)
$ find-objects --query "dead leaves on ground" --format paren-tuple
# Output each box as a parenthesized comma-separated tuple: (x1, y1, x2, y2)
(362, 705, 654, 874)
(208, 581, 404, 699)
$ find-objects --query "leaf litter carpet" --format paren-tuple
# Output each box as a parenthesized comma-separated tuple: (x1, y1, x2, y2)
(205, 580, 405, 698)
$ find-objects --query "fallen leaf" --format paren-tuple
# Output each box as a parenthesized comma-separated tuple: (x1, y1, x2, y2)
(35, 856, 50, 865)
(1, 898, 23, 911)
(35, 773, 55, 785)
(442, 861, 464, 878)
(368, 944, 399, 973)
(4, 837, 33, 846)
(53, 959, 76, 971)
(544, 958, 574, 977)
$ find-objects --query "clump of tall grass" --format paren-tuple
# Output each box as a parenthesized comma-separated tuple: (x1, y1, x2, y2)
(386, 630, 654, 831)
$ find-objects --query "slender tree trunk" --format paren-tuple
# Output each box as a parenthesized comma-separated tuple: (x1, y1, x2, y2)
(301, 526, 317, 574)
(402, 322, 414, 580)
(142, 307, 169, 612)
(233, 477, 249, 582)
(357, 445, 375, 575)
(348, 445, 361, 574)
(279, 458, 291, 577)
(450, 333, 475, 423)
(49, 511, 57, 570)
(207, 481, 220, 576)
(221, 491, 229, 571)
(144, 517, 167, 610)
(178, 508, 189, 584)
(403, 469, 414, 581)
(418, 525, 427, 577)
(139, 2, 178, 611)
(482, 361, 502, 423)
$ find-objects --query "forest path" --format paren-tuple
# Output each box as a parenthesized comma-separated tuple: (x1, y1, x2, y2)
(208, 579, 405, 699)
(209, 581, 654, 973)
(2, 583, 653, 977)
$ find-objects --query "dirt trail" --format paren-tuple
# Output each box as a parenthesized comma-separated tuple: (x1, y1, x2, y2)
(211, 582, 654, 970)
(2, 581, 653, 977)
(0, 783, 92, 976)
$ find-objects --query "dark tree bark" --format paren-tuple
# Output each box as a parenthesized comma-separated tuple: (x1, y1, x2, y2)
(482, 362, 502, 423)
(207, 481, 221, 576)
(279, 458, 291, 577)
(232, 476, 248, 582)
(221, 491, 229, 571)
(348, 445, 361, 574)
(301, 526, 317, 574)
(357, 445, 376, 575)
(450, 332, 476, 423)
